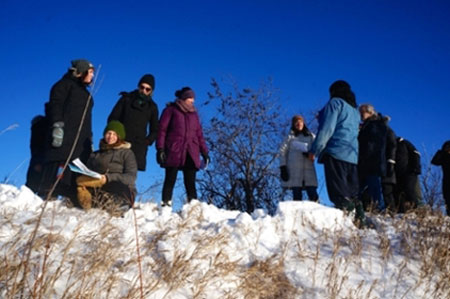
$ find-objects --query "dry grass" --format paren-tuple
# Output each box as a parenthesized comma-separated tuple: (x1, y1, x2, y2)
(0, 200, 449, 299)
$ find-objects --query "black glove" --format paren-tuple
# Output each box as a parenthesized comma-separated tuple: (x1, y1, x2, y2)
(386, 162, 395, 177)
(280, 166, 289, 182)
(51, 122, 64, 148)
(201, 152, 210, 166)
(157, 149, 166, 165)
(302, 152, 309, 157)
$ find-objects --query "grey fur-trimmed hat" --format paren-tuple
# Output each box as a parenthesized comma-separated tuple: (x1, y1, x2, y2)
(70, 59, 94, 74)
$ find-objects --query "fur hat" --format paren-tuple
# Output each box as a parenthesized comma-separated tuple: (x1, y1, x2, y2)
(103, 120, 126, 140)
(70, 59, 94, 74)
(138, 74, 155, 90)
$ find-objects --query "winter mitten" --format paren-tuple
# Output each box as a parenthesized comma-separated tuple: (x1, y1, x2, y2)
(77, 186, 92, 209)
(280, 166, 289, 181)
(51, 122, 64, 147)
(157, 149, 166, 165)
(76, 175, 105, 188)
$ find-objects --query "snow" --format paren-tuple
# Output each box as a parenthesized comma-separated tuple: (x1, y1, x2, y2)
(0, 183, 449, 298)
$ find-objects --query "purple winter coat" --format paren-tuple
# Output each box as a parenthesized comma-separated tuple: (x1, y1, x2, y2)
(156, 103, 208, 168)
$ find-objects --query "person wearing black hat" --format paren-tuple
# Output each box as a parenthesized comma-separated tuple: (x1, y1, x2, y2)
(38, 59, 95, 204)
(108, 74, 159, 171)
(76, 120, 137, 216)
(309, 80, 366, 227)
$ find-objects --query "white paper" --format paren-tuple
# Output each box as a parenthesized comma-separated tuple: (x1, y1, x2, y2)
(291, 140, 309, 152)
(69, 158, 102, 179)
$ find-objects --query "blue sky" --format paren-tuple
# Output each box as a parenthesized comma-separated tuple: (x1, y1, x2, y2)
(1, 0, 449, 206)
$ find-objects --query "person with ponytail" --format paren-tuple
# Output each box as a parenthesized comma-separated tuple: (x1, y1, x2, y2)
(39, 59, 95, 205)
(309, 80, 366, 227)
(156, 87, 209, 207)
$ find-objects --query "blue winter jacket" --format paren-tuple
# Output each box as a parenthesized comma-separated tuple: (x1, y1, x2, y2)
(310, 97, 360, 164)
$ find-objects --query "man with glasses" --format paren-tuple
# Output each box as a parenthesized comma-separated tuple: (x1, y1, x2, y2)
(108, 74, 159, 171)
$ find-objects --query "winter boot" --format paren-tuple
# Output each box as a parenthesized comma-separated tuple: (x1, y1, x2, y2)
(77, 186, 92, 210)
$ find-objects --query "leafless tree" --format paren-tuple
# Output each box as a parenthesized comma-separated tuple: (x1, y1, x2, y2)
(420, 148, 445, 213)
(198, 78, 289, 214)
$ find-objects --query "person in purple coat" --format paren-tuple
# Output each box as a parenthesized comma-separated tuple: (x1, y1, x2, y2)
(156, 87, 209, 207)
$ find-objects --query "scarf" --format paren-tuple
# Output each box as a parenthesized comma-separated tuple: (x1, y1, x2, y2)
(175, 99, 196, 113)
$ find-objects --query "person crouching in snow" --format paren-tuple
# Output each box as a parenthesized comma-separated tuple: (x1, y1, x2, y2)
(76, 121, 137, 216)
(279, 115, 319, 202)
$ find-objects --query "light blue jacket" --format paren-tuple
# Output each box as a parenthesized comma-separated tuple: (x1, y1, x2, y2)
(310, 97, 360, 164)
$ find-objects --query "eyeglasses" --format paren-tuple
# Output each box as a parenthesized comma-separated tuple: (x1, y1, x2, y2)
(140, 85, 152, 92)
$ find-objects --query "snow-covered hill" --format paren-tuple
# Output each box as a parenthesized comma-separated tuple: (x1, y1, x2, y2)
(1, 184, 449, 298)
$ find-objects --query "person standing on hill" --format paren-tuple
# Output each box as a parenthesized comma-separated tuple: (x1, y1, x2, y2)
(394, 137, 423, 212)
(108, 74, 159, 171)
(431, 140, 450, 215)
(40, 59, 95, 205)
(25, 107, 49, 194)
(279, 115, 319, 202)
(309, 80, 366, 226)
(156, 87, 209, 207)
(357, 104, 397, 212)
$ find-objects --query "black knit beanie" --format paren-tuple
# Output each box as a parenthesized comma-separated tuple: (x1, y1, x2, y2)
(138, 74, 155, 90)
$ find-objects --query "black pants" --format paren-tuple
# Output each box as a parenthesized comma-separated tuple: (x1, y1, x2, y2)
(395, 174, 422, 213)
(292, 186, 318, 201)
(323, 154, 359, 209)
(162, 154, 198, 204)
(381, 183, 396, 211)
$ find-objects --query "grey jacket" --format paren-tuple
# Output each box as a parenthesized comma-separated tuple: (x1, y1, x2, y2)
(87, 141, 137, 204)
(280, 131, 318, 188)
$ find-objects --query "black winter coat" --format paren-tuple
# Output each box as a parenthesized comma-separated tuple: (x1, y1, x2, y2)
(431, 141, 450, 200)
(45, 72, 93, 163)
(108, 90, 159, 171)
(358, 114, 396, 180)
(395, 137, 421, 177)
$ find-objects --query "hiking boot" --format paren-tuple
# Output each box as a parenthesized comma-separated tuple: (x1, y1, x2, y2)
(77, 186, 92, 210)
(161, 200, 172, 207)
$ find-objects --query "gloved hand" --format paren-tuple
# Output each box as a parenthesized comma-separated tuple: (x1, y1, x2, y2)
(51, 122, 64, 147)
(280, 165, 289, 182)
(157, 149, 166, 165)
(386, 162, 395, 177)
(302, 152, 309, 157)
(201, 152, 210, 166)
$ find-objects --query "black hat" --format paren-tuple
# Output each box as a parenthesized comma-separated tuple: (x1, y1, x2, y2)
(70, 59, 94, 74)
(138, 74, 155, 90)
(329, 80, 356, 107)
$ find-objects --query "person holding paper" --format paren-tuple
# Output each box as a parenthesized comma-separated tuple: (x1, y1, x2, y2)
(279, 115, 318, 201)
(76, 121, 137, 215)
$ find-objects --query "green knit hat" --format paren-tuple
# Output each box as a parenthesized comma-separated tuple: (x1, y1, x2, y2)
(104, 120, 126, 140)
